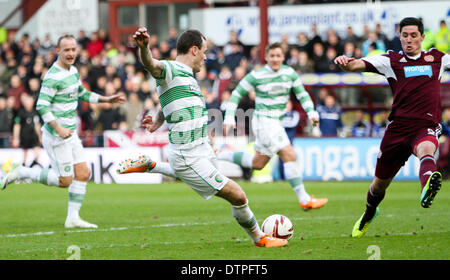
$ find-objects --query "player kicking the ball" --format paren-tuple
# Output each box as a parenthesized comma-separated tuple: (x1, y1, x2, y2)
(0, 35, 126, 228)
(117, 27, 287, 247)
(335, 17, 449, 238)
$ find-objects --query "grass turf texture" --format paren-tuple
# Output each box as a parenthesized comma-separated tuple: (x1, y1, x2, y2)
(0, 180, 448, 260)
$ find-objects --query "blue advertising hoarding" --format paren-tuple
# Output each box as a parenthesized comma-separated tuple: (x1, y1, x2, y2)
(276, 138, 420, 181)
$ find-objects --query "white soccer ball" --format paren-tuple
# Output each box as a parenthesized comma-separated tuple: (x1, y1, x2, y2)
(261, 214, 294, 240)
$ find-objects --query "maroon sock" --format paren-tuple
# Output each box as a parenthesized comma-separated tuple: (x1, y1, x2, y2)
(419, 155, 436, 190)
(361, 186, 385, 226)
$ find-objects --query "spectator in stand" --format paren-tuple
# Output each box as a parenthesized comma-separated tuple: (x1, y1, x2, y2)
(38, 33, 54, 58)
(204, 87, 220, 111)
(362, 31, 386, 57)
(137, 80, 152, 102)
(94, 102, 124, 131)
(351, 110, 372, 137)
(223, 30, 245, 56)
(213, 65, 233, 101)
(248, 46, 260, 69)
(375, 23, 390, 51)
(12, 94, 42, 167)
(286, 47, 300, 71)
(373, 110, 389, 137)
(0, 96, 14, 147)
(324, 47, 340, 73)
(1, 57, 18, 91)
(7, 74, 26, 111)
(225, 42, 245, 72)
(312, 42, 329, 73)
(98, 28, 110, 44)
(343, 26, 361, 47)
(87, 32, 104, 59)
(196, 64, 212, 90)
(296, 32, 311, 54)
(120, 91, 143, 131)
(316, 94, 343, 137)
(27, 77, 41, 101)
(343, 41, 357, 58)
(308, 24, 323, 58)
(324, 29, 343, 55)
(389, 24, 402, 52)
(77, 30, 90, 50)
(229, 66, 247, 94)
(297, 50, 314, 73)
(167, 27, 178, 50)
(159, 40, 171, 59)
(435, 19, 449, 53)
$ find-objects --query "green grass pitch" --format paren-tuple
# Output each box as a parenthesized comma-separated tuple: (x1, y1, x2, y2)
(0, 180, 448, 260)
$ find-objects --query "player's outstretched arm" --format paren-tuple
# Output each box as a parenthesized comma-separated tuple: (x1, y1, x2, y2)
(134, 27, 164, 78)
(334, 55, 366, 72)
(98, 93, 126, 104)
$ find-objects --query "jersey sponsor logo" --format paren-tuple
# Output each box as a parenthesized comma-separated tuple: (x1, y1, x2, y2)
(424, 55, 434, 62)
(403, 65, 432, 78)
(189, 83, 200, 93)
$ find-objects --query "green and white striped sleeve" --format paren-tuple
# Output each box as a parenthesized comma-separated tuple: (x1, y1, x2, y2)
(36, 78, 57, 123)
(291, 73, 318, 119)
(78, 80, 100, 104)
(224, 73, 255, 125)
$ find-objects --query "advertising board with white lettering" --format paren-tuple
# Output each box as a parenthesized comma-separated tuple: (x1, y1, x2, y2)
(291, 138, 419, 181)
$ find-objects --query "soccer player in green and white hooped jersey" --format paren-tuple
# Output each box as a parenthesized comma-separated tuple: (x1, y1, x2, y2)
(116, 27, 287, 247)
(219, 42, 328, 210)
(0, 35, 126, 228)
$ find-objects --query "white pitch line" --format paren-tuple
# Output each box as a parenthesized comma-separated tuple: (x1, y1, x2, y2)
(1, 213, 448, 239)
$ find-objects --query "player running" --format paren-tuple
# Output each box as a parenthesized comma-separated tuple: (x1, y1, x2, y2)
(0, 35, 126, 228)
(116, 27, 287, 247)
(217, 42, 328, 211)
(334, 17, 449, 238)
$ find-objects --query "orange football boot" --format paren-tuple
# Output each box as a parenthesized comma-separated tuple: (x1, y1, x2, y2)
(299, 196, 328, 211)
(254, 234, 288, 247)
(116, 155, 155, 174)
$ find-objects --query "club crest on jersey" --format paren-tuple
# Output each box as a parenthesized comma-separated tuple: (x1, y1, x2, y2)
(424, 55, 434, 62)
(403, 65, 432, 78)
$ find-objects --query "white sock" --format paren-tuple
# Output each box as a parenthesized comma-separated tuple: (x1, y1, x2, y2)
(284, 161, 310, 204)
(148, 162, 177, 178)
(218, 151, 254, 169)
(67, 180, 87, 221)
(18, 167, 59, 186)
(216, 150, 234, 162)
(232, 202, 264, 243)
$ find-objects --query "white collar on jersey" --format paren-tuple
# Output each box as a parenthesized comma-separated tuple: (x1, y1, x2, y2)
(173, 60, 194, 74)
(399, 50, 422, 60)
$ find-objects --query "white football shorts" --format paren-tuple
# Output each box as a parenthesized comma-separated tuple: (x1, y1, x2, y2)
(41, 129, 86, 177)
(251, 115, 291, 157)
(168, 142, 229, 200)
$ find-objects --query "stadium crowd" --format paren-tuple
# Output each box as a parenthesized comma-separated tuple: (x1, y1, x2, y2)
(0, 21, 449, 162)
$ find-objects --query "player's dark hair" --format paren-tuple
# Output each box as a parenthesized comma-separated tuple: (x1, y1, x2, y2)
(57, 34, 76, 47)
(176, 29, 205, 55)
(266, 42, 283, 53)
(399, 17, 424, 35)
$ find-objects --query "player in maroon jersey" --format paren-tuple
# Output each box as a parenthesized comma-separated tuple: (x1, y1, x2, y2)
(334, 17, 450, 238)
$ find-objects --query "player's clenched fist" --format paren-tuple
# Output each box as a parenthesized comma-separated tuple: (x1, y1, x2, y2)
(133, 27, 150, 48)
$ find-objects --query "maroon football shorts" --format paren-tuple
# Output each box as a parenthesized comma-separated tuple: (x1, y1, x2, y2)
(375, 118, 440, 179)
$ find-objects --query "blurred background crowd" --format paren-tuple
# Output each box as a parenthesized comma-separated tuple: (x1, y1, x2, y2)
(0, 20, 449, 158)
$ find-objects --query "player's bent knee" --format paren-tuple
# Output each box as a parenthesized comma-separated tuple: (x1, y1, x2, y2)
(75, 170, 91, 182)
(58, 176, 73, 188)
